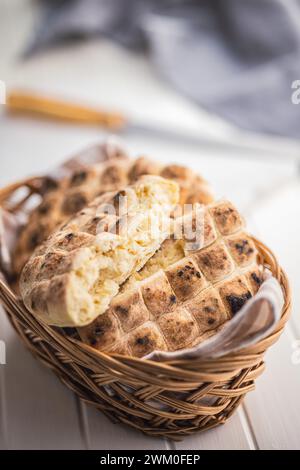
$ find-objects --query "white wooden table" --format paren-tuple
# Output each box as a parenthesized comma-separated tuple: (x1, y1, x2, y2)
(1, 0, 300, 450)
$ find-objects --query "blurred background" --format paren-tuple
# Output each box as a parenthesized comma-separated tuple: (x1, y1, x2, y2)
(1, 0, 300, 450)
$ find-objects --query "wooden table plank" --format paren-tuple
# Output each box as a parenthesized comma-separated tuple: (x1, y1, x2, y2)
(247, 181, 300, 334)
(244, 327, 300, 449)
(0, 361, 8, 450)
(83, 404, 168, 450)
(242, 190, 300, 449)
(0, 308, 86, 450)
(175, 412, 254, 450)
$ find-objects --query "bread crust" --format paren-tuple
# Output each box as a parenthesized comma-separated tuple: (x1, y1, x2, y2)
(20, 176, 179, 327)
(13, 156, 213, 276)
(78, 200, 263, 357)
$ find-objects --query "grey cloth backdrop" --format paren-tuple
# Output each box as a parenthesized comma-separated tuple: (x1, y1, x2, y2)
(26, 0, 300, 138)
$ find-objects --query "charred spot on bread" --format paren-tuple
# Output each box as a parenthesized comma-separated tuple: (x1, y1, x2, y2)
(210, 202, 244, 235)
(41, 177, 59, 194)
(70, 170, 88, 186)
(136, 335, 150, 346)
(65, 233, 74, 241)
(251, 272, 263, 286)
(226, 292, 252, 315)
(114, 305, 129, 317)
(61, 192, 87, 214)
(38, 200, 52, 215)
(101, 165, 124, 185)
(194, 242, 234, 282)
(128, 323, 167, 357)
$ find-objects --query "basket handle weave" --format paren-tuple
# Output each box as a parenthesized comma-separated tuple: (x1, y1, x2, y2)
(0, 176, 48, 213)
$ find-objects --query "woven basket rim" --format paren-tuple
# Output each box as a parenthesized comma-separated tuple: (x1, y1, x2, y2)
(0, 238, 291, 377)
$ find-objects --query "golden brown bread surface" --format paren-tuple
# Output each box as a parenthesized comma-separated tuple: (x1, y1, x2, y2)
(20, 176, 179, 327)
(13, 155, 213, 277)
(78, 200, 263, 357)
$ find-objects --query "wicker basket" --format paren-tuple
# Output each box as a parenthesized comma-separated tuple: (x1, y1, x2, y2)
(0, 177, 291, 440)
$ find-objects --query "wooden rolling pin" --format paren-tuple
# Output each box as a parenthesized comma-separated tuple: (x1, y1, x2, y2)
(6, 90, 127, 130)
